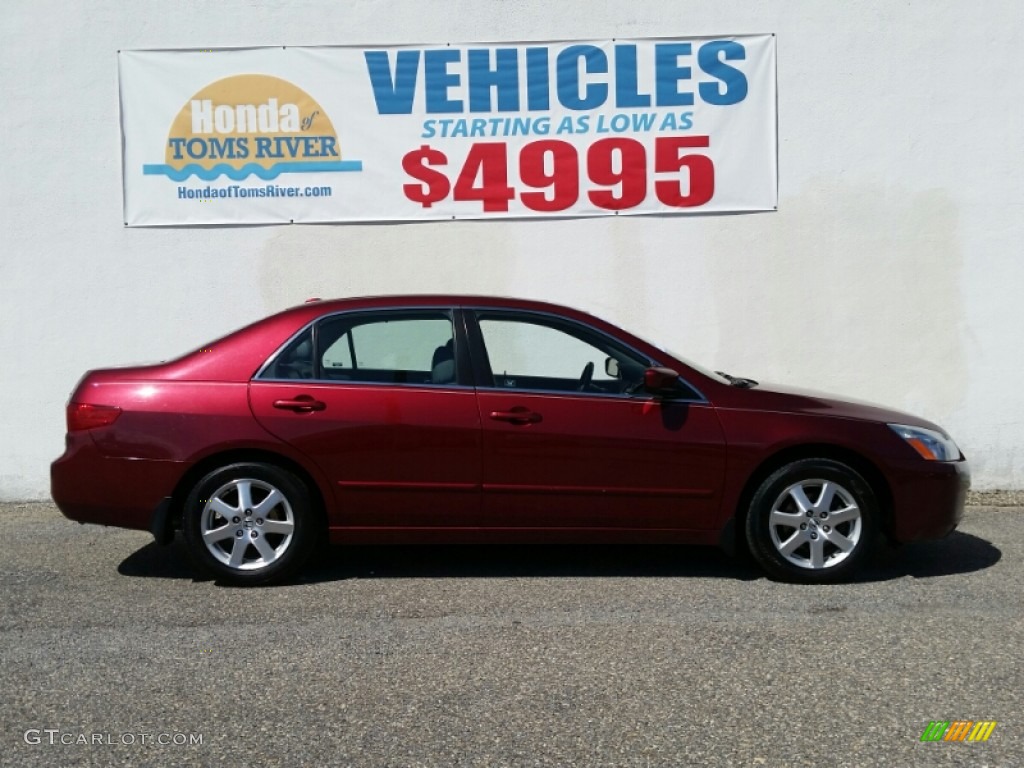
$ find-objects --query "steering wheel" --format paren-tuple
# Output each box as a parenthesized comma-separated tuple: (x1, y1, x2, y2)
(577, 361, 595, 391)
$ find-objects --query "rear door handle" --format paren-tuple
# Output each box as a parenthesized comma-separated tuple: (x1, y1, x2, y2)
(489, 408, 542, 425)
(273, 396, 326, 413)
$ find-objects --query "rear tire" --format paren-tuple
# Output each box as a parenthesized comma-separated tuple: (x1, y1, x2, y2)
(182, 462, 318, 586)
(745, 459, 878, 583)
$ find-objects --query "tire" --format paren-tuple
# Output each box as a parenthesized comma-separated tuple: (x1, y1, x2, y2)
(182, 462, 318, 586)
(745, 458, 878, 583)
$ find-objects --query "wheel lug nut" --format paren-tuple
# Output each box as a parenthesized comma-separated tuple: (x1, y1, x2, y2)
(245, 509, 253, 516)
(235, 530, 243, 537)
(232, 516, 241, 523)
(806, 510, 813, 517)
(823, 525, 831, 532)
(810, 533, 818, 539)
(800, 523, 807, 530)
(820, 512, 828, 519)
(256, 518, 263, 525)
(251, 531, 259, 538)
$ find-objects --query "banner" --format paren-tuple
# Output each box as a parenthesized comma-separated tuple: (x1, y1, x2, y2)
(119, 37, 777, 226)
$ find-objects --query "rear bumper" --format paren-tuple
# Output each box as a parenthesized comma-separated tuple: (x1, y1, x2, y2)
(51, 433, 185, 532)
(887, 458, 970, 542)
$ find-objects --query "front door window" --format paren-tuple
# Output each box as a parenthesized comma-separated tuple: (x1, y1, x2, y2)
(477, 315, 650, 395)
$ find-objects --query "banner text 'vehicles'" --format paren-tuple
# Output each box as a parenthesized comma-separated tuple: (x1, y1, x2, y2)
(365, 42, 747, 115)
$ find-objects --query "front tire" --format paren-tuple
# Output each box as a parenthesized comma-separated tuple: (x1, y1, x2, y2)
(182, 462, 318, 586)
(745, 459, 878, 583)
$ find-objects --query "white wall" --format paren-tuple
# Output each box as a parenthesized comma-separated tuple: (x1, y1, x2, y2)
(3, 0, 1022, 498)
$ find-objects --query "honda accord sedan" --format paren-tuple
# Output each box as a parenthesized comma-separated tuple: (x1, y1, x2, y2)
(51, 296, 969, 585)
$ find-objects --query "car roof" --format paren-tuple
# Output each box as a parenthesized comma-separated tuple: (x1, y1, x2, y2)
(160, 295, 626, 382)
(288, 295, 598, 315)
(272, 295, 621, 331)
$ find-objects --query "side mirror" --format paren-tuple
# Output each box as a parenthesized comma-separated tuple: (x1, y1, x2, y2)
(643, 366, 681, 395)
(604, 357, 620, 378)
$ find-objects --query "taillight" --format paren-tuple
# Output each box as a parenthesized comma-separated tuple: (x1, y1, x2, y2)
(67, 403, 122, 431)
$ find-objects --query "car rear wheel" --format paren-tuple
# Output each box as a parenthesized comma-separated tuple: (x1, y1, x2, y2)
(745, 459, 878, 583)
(183, 462, 317, 586)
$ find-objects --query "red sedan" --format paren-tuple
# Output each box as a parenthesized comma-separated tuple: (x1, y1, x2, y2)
(51, 296, 969, 585)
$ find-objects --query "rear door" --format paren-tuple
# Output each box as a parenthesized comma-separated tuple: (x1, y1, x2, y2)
(468, 309, 726, 530)
(249, 308, 482, 528)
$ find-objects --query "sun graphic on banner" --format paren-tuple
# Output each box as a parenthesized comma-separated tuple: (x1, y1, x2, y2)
(143, 74, 362, 181)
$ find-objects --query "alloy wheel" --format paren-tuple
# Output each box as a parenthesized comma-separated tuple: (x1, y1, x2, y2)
(199, 478, 296, 571)
(767, 479, 863, 570)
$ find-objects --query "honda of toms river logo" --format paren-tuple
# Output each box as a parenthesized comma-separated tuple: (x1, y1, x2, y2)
(142, 74, 362, 182)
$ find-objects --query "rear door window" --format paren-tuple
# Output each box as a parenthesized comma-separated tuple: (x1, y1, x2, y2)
(260, 310, 457, 386)
(319, 312, 455, 385)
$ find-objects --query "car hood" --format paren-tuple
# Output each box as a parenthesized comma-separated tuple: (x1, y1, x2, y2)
(727, 381, 947, 432)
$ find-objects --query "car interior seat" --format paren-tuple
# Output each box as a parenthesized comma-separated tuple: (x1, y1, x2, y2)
(430, 338, 455, 384)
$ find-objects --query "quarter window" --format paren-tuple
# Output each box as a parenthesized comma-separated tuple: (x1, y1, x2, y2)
(260, 327, 314, 380)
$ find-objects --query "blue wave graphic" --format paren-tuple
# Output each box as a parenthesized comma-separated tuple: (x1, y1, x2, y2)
(142, 161, 363, 181)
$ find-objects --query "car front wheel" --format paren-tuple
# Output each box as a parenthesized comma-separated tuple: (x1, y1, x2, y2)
(183, 462, 317, 586)
(745, 459, 878, 583)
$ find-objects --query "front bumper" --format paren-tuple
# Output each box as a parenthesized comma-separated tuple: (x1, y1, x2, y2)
(887, 457, 970, 542)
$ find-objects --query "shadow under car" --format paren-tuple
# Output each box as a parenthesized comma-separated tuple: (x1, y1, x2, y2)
(117, 530, 1001, 586)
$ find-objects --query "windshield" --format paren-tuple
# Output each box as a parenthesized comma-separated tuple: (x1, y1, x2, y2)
(636, 335, 733, 386)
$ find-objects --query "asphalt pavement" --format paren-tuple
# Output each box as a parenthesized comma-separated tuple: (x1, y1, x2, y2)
(1, 502, 1021, 767)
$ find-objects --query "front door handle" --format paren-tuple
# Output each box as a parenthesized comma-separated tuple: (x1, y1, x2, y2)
(489, 407, 542, 425)
(273, 396, 326, 413)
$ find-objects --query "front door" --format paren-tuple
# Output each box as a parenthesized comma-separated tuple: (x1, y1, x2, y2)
(469, 310, 726, 530)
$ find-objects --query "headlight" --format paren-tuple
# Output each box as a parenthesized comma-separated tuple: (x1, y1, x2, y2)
(888, 424, 961, 461)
